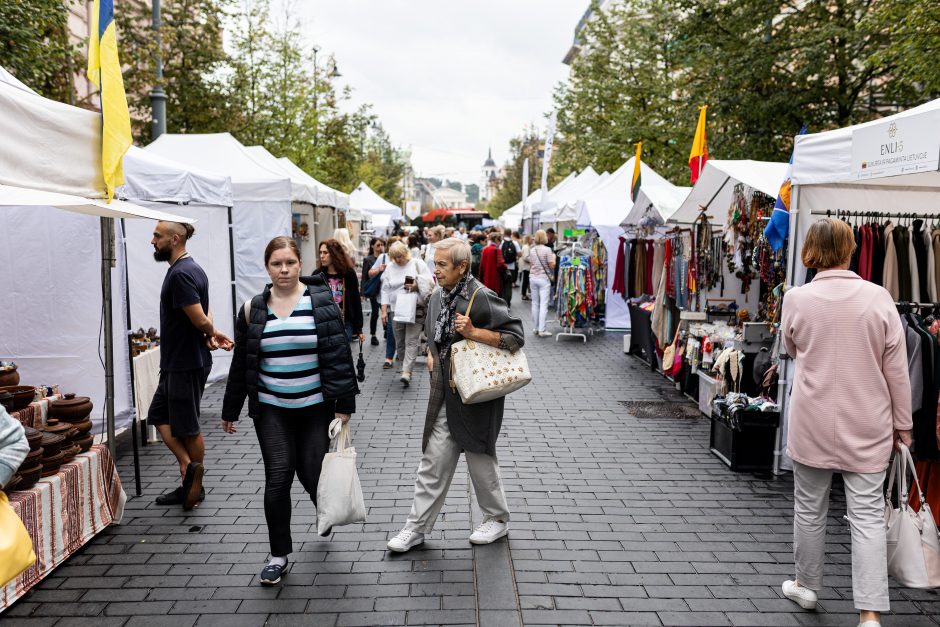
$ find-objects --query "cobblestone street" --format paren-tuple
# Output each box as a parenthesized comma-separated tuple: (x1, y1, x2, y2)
(5, 297, 940, 627)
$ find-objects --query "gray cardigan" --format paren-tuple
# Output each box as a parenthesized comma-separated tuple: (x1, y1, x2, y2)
(423, 277, 524, 456)
(0, 406, 28, 487)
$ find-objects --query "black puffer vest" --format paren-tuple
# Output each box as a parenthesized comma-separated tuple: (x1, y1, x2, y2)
(221, 275, 359, 421)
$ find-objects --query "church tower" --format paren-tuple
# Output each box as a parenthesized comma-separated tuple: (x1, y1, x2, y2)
(480, 148, 498, 202)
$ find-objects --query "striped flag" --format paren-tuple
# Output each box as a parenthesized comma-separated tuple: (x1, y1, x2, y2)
(631, 142, 642, 202)
(764, 126, 808, 252)
(87, 0, 132, 201)
(689, 105, 708, 184)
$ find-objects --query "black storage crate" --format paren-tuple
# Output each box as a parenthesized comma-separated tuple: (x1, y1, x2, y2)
(710, 410, 780, 472)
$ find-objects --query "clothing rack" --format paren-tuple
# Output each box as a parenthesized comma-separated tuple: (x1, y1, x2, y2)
(555, 241, 595, 343)
(812, 209, 940, 222)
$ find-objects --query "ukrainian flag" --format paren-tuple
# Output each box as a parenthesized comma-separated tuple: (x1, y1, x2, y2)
(87, 0, 132, 201)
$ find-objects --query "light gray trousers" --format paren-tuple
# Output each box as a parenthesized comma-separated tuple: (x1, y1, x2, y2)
(404, 407, 510, 534)
(792, 461, 889, 612)
(393, 318, 423, 375)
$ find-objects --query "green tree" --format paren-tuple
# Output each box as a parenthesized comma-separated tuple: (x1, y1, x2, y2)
(0, 0, 80, 104)
(485, 126, 542, 217)
(864, 0, 940, 99)
(116, 0, 237, 142)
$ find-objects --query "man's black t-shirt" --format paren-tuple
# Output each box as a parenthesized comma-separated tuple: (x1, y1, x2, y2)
(159, 256, 212, 372)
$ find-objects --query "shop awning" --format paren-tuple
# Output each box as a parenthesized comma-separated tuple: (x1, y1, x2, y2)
(670, 159, 788, 226)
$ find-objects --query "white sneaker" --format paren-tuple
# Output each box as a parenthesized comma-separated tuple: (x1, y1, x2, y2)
(469, 519, 508, 544)
(782, 580, 817, 610)
(387, 528, 424, 553)
(858, 622, 881, 627)
(537, 331, 552, 337)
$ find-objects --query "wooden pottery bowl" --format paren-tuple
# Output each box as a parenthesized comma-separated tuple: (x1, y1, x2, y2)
(41, 420, 72, 436)
(0, 392, 13, 413)
(57, 412, 92, 424)
(0, 386, 35, 411)
(24, 426, 43, 451)
(39, 432, 65, 456)
(4, 474, 22, 494)
(48, 397, 93, 421)
(75, 434, 93, 453)
(0, 368, 20, 388)
(71, 418, 93, 435)
(61, 444, 80, 463)
(22, 447, 44, 467)
(17, 463, 42, 490)
(41, 450, 65, 476)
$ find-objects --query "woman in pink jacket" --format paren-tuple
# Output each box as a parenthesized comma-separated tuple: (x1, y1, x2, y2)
(781, 218, 914, 627)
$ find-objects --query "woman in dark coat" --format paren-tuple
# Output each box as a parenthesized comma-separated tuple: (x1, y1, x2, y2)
(387, 237, 524, 553)
(221, 236, 359, 586)
(315, 238, 364, 343)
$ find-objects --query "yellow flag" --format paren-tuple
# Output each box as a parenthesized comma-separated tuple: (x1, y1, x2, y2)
(87, 0, 132, 201)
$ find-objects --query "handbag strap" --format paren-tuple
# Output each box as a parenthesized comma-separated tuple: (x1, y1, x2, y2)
(886, 444, 926, 509)
(449, 286, 484, 392)
(464, 286, 483, 317)
(328, 418, 350, 452)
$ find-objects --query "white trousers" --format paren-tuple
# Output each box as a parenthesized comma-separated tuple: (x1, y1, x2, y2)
(530, 276, 551, 333)
(404, 406, 510, 534)
(393, 318, 423, 375)
(792, 461, 889, 612)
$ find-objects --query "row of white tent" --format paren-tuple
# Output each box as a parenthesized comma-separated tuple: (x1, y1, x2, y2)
(0, 66, 404, 439)
(498, 155, 790, 329)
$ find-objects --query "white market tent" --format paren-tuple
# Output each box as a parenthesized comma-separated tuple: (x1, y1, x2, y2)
(276, 157, 349, 211)
(540, 167, 606, 226)
(120, 147, 236, 384)
(500, 172, 578, 230)
(773, 97, 940, 474)
(0, 70, 192, 456)
(670, 159, 789, 226)
(245, 145, 319, 205)
(146, 133, 293, 305)
(574, 157, 674, 330)
(349, 181, 402, 220)
(621, 184, 691, 227)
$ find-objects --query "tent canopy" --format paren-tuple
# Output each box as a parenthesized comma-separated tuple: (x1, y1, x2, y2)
(244, 145, 319, 205)
(276, 157, 349, 211)
(622, 184, 691, 227)
(792, 97, 940, 213)
(671, 159, 788, 226)
(147, 133, 292, 201)
(120, 146, 232, 207)
(540, 167, 605, 223)
(0, 183, 193, 222)
(349, 182, 402, 218)
(576, 157, 673, 228)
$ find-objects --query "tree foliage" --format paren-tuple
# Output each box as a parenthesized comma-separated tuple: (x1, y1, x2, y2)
(526, 0, 940, 190)
(0, 0, 80, 104)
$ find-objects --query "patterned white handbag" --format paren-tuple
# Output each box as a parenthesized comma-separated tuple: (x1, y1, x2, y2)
(449, 287, 531, 404)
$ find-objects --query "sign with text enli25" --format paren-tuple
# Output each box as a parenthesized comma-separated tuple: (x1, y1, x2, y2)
(851, 111, 940, 181)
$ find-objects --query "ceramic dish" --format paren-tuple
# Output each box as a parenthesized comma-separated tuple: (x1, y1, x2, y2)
(0, 385, 35, 411)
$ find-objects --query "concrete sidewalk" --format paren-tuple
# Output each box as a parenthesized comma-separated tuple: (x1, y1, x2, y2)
(5, 295, 939, 627)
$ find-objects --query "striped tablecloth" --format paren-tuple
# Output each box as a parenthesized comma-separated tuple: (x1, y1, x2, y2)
(1, 445, 126, 611)
(10, 393, 62, 429)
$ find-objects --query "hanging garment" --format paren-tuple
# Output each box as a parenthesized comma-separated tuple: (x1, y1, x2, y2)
(652, 239, 665, 297)
(914, 220, 930, 300)
(858, 224, 871, 281)
(901, 315, 925, 413)
(645, 240, 655, 295)
(871, 223, 886, 287)
(884, 223, 899, 299)
(612, 237, 627, 296)
(895, 226, 912, 301)
(909, 227, 922, 303)
(850, 223, 861, 274)
(933, 229, 940, 299)
(927, 227, 938, 303)
(908, 313, 940, 460)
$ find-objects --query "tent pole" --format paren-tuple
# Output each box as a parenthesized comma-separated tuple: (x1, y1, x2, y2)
(119, 219, 143, 496)
(227, 206, 237, 321)
(101, 217, 117, 459)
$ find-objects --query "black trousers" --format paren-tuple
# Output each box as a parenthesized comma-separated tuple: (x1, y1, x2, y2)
(369, 296, 380, 336)
(253, 401, 334, 556)
(520, 270, 530, 298)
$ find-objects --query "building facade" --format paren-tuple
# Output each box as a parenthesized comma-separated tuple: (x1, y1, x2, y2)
(479, 148, 499, 203)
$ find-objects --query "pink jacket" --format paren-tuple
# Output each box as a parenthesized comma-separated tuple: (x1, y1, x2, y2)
(782, 270, 913, 473)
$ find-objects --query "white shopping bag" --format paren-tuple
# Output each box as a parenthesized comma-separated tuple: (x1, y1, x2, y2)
(393, 291, 418, 324)
(316, 419, 367, 536)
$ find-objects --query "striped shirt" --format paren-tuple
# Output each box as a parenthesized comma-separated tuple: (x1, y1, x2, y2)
(258, 294, 323, 408)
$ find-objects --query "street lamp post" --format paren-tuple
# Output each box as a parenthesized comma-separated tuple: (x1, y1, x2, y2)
(150, 0, 167, 140)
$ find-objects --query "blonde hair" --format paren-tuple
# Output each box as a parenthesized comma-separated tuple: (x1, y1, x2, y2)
(801, 218, 856, 270)
(430, 225, 446, 240)
(388, 240, 411, 262)
(534, 229, 548, 246)
(333, 227, 357, 258)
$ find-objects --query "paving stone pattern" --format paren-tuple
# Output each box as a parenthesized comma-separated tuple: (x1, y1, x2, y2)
(4, 293, 940, 626)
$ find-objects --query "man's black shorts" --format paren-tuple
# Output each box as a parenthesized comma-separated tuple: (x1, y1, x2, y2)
(148, 366, 211, 438)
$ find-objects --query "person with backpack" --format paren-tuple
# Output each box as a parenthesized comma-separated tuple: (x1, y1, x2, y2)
(470, 232, 484, 278)
(499, 229, 518, 306)
(361, 237, 386, 346)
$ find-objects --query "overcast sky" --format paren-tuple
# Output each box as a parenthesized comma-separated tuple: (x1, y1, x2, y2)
(293, 1, 588, 186)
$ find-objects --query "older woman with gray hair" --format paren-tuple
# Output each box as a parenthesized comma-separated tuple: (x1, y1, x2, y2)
(387, 237, 524, 552)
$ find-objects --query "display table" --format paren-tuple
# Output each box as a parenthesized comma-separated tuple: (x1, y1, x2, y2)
(133, 347, 160, 442)
(627, 303, 657, 370)
(1, 445, 126, 610)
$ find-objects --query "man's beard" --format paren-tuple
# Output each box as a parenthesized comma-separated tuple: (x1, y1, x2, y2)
(153, 247, 172, 262)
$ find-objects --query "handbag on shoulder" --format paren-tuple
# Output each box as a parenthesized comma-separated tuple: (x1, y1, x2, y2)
(449, 287, 531, 404)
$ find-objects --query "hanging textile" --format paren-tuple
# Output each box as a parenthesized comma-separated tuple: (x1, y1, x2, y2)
(612, 237, 627, 297)
(555, 254, 596, 329)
